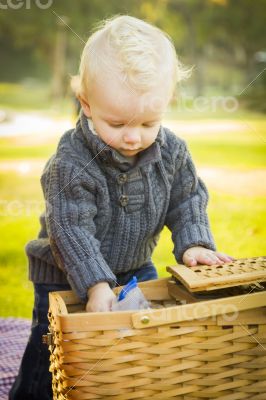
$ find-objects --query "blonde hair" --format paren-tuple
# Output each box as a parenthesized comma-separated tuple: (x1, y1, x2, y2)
(76, 15, 190, 99)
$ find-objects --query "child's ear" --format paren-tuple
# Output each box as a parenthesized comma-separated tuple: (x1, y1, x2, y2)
(78, 95, 92, 118)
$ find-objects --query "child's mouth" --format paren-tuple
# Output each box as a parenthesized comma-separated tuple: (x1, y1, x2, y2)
(122, 148, 142, 152)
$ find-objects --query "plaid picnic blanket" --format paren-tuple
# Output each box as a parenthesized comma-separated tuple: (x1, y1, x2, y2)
(0, 318, 31, 400)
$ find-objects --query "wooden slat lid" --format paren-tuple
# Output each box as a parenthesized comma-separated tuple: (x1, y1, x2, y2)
(166, 256, 266, 292)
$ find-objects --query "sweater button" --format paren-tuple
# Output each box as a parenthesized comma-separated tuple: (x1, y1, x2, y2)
(119, 194, 129, 207)
(117, 173, 127, 184)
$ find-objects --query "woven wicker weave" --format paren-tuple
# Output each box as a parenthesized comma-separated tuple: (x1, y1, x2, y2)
(167, 256, 266, 291)
(47, 272, 266, 400)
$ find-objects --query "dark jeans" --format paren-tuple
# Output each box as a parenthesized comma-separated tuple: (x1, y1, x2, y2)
(9, 262, 158, 400)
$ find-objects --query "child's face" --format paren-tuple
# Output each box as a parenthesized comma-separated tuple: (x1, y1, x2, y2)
(80, 77, 170, 157)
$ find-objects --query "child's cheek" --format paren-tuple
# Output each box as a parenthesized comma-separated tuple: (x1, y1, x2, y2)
(106, 132, 120, 147)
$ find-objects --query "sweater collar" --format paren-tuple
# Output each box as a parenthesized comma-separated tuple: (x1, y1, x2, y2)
(78, 111, 165, 171)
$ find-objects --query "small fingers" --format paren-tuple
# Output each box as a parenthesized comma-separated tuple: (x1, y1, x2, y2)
(184, 252, 219, 267)
(198, 254, 221, 266)
(187, 257, 197, 267)
(183, 249, 236, 268)
(200, 254, 236, 266)
(216, 252, 235, 263)
(183, 253, 198, 267)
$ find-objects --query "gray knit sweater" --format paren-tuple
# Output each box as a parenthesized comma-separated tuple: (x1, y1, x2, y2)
(26, 111, 216, 301)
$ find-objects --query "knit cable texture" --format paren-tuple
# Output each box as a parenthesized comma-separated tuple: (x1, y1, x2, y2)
(26, 112, 216, 301)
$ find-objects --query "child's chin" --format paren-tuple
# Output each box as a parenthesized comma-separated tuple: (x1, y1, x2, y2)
(120, 148, 142, 156)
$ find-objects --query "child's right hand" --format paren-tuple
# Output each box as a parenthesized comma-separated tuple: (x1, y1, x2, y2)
(86, 282, 116, 312)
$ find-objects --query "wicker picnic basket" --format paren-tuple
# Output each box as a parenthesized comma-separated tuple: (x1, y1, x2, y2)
(46, 257, 266, 400)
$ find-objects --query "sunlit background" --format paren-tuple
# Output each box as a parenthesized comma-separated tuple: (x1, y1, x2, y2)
(0, 0, 265, 318)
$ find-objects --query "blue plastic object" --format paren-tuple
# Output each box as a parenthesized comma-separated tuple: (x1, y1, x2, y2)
(118, 276, 138, 301)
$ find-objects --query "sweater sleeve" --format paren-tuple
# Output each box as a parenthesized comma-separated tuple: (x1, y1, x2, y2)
(165, 141, 216, 263)
(43, 158, 117, 301)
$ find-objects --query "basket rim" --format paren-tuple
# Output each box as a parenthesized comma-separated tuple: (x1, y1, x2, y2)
(48, 280, 266, 331)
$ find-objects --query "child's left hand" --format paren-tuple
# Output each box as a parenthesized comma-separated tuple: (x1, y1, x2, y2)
(182, 246, 234, 267)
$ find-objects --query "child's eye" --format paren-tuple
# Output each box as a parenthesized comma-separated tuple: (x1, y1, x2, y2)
(109, 123, 156, 128)
(142, 123, 155, 128)
(110, 124, 124, 128)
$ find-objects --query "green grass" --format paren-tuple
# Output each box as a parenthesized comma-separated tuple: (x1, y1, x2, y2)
(165, 103, 266, 121)
(154, 192, 266, 277)
(208, 192, 266, 257)
(0, 217, 37, 318)
(188, 139, 266, 169)
(0, 141, 56, 159)
(173, 119, 266, 170)
(0, 172, 42, 317)
(0, 83, 51, 110)
(0, 82, 72, 113)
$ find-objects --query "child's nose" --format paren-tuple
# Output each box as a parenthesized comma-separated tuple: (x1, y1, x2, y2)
(123, 128, 141, 144)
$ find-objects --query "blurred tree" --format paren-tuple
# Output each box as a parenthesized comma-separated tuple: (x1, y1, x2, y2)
(205, 0, 266, 109)
(207, 0, 266, 77)
(166, 0, 208, 96)
(0, 0, 265, 102)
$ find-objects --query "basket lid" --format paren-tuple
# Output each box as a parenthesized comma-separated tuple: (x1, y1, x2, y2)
(166, 256, 266, 292)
